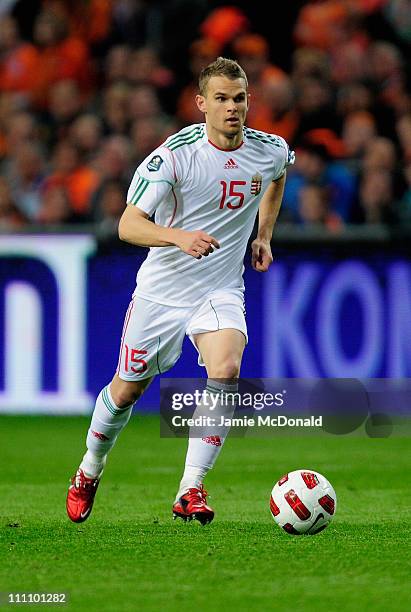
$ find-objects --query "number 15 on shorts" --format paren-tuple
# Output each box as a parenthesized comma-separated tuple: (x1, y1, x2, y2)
(124, 344, 148, 374)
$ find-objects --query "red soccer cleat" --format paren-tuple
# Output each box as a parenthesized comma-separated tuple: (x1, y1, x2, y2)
(66, 469, 100, 523)
(172, 485, 214, 525)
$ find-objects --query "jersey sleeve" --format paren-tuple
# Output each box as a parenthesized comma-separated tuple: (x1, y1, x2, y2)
(272, 136, 295, 181)
(127, 147, 177, 216)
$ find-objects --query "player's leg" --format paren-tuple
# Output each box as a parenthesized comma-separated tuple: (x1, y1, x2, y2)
(173, 327, 245, 524)
(177, 328, 245, 492)
(66, 375, 153, 523)
(67, 295, 188, 523)
(80, 374, 153, 479)
(194, 327, 245, 379)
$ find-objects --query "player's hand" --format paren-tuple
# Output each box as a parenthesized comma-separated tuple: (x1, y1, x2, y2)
(251, 238, 273, 272)
(174, 229, 220, 259)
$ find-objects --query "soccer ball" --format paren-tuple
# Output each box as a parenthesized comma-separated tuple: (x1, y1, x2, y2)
(270, 469, 337, 535)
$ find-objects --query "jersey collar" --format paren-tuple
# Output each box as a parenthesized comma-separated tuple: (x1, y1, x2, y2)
(207, 126, 245, 152)
(208, 138, 244, 152)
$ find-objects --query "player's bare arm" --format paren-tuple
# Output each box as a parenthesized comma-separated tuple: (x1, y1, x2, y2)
(251, 173, 286, 272)
(118, 204, 220, 259)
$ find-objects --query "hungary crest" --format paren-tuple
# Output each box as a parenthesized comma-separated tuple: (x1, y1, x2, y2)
(251, 172, 262, 195)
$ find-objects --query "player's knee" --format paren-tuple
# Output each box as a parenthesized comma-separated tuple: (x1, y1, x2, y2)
(111, 381, 147, 408)
(208, 358, 241, 380)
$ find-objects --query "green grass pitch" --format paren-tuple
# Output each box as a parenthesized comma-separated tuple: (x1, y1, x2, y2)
(0, 415, 410, 611)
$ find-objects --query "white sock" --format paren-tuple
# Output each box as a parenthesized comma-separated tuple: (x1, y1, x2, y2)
(80, 450, 107, 479)
(176, 379, 238, 500)
(79, 384, 133, 478)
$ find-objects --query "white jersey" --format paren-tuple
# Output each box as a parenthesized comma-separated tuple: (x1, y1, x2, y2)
(126, 123, 294, 306)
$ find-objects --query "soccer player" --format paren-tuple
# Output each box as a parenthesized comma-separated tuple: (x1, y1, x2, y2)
(66, 57, 294, 524)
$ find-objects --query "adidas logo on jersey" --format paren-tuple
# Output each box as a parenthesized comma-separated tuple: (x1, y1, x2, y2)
(224, 158, 238, 169)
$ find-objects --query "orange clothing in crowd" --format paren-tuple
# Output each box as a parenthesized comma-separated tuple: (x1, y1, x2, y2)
(294, 0, 349, 50)
(32, 36, 92, 106)
(45, 166, 100, 214)
(249, 107, 299, 143)
(42, 0, 113, 44)
(200, 6, 249, 50)
(0, 43, 39, 94)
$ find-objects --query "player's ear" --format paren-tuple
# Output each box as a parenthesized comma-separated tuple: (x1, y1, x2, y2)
(246, 92, 251, 111)
(196, 94, 206, 114)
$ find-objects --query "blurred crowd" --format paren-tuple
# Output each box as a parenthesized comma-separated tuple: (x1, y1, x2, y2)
(0, 0, 410, 235)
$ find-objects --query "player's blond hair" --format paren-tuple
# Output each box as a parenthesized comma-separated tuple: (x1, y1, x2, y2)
(198, 57, 248, 95)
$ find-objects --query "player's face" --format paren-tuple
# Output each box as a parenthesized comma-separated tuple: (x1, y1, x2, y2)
(196, 76, 249, 146)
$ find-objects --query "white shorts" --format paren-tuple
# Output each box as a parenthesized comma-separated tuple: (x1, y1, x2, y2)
(116, 289, 247, 381)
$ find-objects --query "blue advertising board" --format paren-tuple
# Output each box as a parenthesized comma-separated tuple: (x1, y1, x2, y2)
(0, 235, 410, 413)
